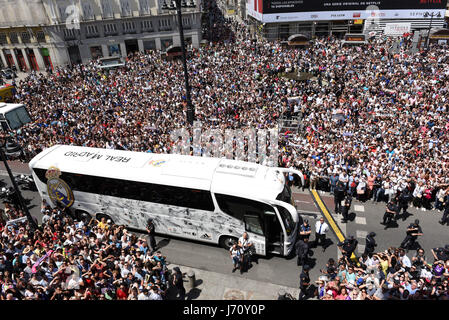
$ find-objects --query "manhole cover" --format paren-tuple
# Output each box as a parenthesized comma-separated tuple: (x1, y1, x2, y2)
(223, 289, 245, 300)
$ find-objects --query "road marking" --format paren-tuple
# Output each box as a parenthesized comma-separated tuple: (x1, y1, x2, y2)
(358, 244, 366, 254)
(295, 200, 312, 204)
(356, 230, 368, 239)
(354, 205, 365, 212)
(310, 190, 356, 262)
(355, 217, 367, 225)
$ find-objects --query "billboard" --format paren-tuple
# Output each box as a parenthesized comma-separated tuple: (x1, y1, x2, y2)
(384, 23, 411, 35)
(247, 0, 447, 23)
(262, 0, 446, 14)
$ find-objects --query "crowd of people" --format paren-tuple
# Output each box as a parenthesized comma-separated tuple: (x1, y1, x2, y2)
(3, 0, 449, 302)
(6, 0, 449, 216)
(0, 201, 186, 300)
(312, 245, 449, 300)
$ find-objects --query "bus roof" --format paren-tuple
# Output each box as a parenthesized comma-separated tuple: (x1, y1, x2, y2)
(0, 103, 24, 114)
(29, 145, 285, 201)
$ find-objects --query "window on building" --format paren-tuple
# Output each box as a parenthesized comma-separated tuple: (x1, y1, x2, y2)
(122, 21, 136, 34)
(182, 17, 191, 29)
(63, 28, 77, 40)
(86, 25, 99, 38)
(104, 23, 118, 36)
(36, 31, 46, 43)
(159, 19, 172, 31)
(21, 32, 31, 44)
(101, 0, 113, 18)
(82, 2, 94, 20)
(120, 0, 132, 17)
(139, 0, 150, 14)
(0, 33, 7, 45)
(9, 33, 18, 44)
(141, 20, 154, 32)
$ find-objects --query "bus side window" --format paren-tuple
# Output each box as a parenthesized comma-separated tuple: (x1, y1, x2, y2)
(243, 214, 264, 236)
(215, 193, 274, 223)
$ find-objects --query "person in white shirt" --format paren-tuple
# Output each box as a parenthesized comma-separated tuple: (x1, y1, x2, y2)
(314, 217, 329, 252)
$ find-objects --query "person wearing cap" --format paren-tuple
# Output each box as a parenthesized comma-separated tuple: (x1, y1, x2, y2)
(334, 181, 346, 215)
(295, 237, 310, 266)
(364, 232, 377, 256)
(399, 219, 423, 252)
(298, 219, 311, 241)
(298, 265, 311, 300)
(338, 236, 358, 260)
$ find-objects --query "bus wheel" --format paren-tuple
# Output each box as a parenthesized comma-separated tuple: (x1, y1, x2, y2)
(75, 210, 92, 223)
(219, 236, 237, 250)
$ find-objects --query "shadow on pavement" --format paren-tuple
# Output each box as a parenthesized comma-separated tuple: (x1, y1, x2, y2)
(186, 288, 202, 300)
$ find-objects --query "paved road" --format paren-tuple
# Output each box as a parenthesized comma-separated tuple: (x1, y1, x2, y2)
(319, 192, 448, 258)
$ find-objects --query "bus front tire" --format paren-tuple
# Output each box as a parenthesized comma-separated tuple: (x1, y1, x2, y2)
(219, 236, 238, 250)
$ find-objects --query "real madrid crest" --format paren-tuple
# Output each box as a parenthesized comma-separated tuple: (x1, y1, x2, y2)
(46, 166, 74, 208)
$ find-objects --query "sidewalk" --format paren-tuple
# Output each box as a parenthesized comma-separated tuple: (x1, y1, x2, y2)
(170, 263, 300, 300)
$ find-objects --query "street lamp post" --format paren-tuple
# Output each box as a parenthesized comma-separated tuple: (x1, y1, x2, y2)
(0, 139, 38, 230)
(425, 12, 439, 49)
(162, 0, 196, 125)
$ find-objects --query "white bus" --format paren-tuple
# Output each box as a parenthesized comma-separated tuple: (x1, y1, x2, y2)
(29, 145, 304, 256)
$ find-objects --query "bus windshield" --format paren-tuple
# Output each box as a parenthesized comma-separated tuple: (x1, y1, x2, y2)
(276, 183, 293, 207)
(5, 106, 31, 130)
(276, 205, 294, 236)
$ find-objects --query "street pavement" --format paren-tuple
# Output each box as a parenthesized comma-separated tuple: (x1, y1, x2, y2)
(2, 160, 448, 299)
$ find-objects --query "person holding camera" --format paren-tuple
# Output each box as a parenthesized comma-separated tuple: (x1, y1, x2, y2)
(341, 194, 352, 223)
(334, 181, 346, 215)
(381, 199, 399, 229)
(146, 218, 157, 253)
(238, 232, 254, 272)
(364, 232, 377, 256)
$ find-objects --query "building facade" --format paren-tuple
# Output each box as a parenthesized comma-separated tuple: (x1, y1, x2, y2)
(0, 0, 202, 70)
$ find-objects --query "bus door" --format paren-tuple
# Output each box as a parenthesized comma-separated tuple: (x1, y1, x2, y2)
(243, 213, 266, 256)
(262, 209, 284, 255)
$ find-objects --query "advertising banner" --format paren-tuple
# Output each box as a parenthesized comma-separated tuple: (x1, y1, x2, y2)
(262, 0, 446, 14)
(384, 23, 411, 35)
(247, 0, 447, 23)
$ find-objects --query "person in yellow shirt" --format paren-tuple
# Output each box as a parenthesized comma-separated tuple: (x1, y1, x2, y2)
(97, 217, 108, 230)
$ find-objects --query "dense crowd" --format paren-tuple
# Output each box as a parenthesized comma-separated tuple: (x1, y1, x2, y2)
(314, 245, 449, 300)
(6, 0, 449, 212)
(0, 201, 186, 300)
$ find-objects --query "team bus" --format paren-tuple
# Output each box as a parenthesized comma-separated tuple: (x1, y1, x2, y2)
(29, 145, 304, 256)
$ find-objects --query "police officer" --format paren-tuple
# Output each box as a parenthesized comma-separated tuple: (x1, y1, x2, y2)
(334, 182, 346, 215)
(146, 218, 157, 253)
(439, 195, 449, 225)
(341, 194, 352, 223)
(298, 219, 312, 241)
(338, 236, 358, 260)
(364, 232, 377, 256)
(398, 189, 411, 219)
(295, 237, 309, 266)
(400, 219, 423, 251)
(381, 199, 399, 229)
(298, 265, 311, 300)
